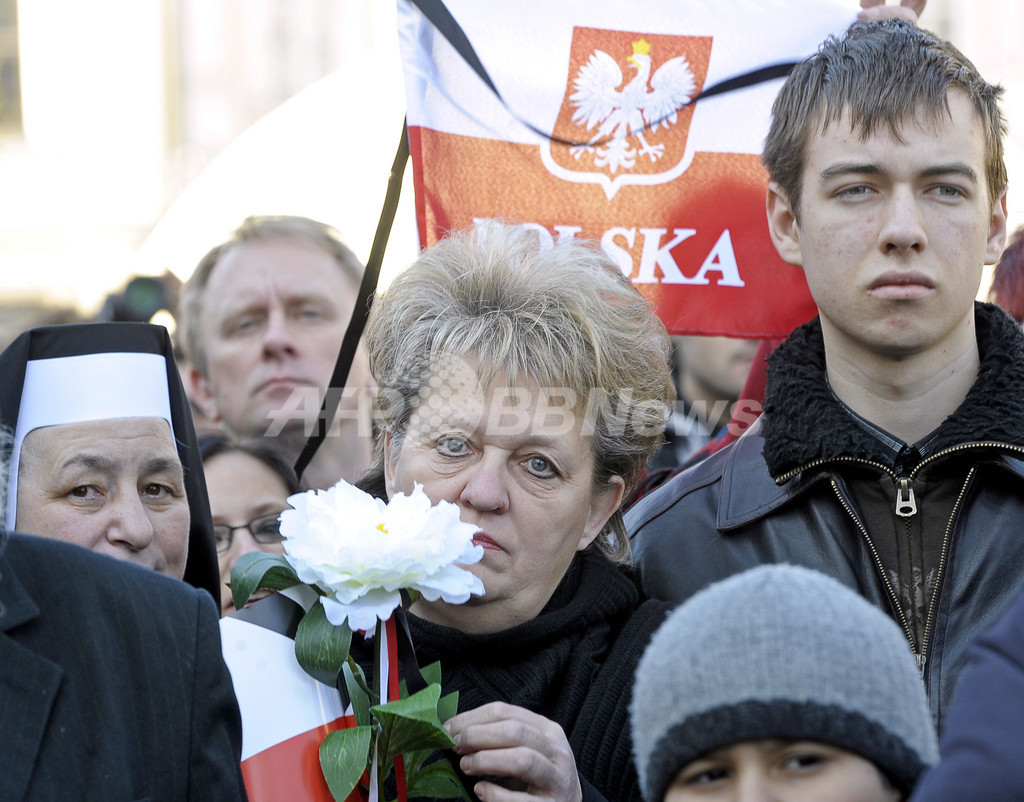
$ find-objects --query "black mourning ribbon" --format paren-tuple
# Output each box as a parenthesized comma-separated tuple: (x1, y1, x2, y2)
(292, 120, 410, 482)
(408, 0, 800, 146)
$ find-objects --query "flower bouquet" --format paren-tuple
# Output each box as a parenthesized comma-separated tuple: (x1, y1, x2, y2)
(229, 479, 484, 802)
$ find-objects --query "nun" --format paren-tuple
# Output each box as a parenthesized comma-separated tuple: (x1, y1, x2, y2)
(0, 321, 220, 601)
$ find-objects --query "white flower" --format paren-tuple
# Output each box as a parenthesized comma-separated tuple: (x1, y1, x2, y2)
(280, 479, 484, 631)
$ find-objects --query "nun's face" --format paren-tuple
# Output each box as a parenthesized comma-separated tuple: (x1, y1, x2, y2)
(15, 417, 191, 578)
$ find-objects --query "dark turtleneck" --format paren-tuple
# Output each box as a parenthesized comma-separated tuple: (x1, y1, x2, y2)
(404, 551, 669, 802)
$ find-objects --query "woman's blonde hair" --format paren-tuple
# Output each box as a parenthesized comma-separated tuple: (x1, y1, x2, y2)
(365, 220, 674, 563)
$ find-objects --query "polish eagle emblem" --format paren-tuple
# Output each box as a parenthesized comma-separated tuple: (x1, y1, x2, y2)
(569, 38, 697, 173)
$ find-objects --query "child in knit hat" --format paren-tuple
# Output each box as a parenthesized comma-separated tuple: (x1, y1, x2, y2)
(630, 564, 938, 801)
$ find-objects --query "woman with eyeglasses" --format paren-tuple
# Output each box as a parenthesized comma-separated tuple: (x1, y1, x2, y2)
(198, 432, 301, 616)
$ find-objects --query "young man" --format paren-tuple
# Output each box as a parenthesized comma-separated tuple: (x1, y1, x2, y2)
(627, 18, 1021, 729)
(180, 215, 375, 491)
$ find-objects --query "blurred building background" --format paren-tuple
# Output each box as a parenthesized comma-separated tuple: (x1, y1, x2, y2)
(0, 0, 415, 348)
(0, 0, 1020, 349)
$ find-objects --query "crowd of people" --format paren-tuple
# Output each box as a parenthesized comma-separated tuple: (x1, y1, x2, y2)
(3, 1, 1024, 799)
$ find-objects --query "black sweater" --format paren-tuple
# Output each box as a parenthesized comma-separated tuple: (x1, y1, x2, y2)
(406, 551, 670, 802)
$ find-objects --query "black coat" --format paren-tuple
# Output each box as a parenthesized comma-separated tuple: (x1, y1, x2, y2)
(628, 304, 1024, 729)
(0, 533, 247, 801)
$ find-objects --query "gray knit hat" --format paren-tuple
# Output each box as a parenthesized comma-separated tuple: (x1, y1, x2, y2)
(630, 564, 938, 801)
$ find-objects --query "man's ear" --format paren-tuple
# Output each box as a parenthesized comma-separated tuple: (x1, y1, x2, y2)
(188, 367, 222, 423)
(985, 189, 1009, 266)
(766, 182, 803, 267)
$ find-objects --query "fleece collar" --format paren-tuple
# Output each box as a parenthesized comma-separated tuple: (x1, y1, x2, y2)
(762, 303, 1024, 479)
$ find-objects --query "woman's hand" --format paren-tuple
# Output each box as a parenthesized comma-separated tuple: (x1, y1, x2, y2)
(445, 702, 583, 802)
(858, 0, 926, 23)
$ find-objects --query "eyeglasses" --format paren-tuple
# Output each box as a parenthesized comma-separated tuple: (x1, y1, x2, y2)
(214, 513, 286, 553)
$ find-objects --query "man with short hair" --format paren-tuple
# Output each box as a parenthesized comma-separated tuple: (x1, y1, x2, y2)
(180, 215, 374, 490)
(628, 18, 1023, 729)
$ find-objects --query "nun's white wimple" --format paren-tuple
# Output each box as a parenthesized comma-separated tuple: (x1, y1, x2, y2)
(6, 352, 174, 530)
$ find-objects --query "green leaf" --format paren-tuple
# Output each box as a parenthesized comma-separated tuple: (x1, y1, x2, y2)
(402, 663, 456, 723)
(437, 691, 459, 725)
(406, 755, 472, 801)
(419, 660, 443, 688)
(342, 660, 372, 727)
(372, 684, 457, 761)
(319, 726, 373, 802)
(294, 602, 353, 686)
(345, 656, 374, 700)
(229, 552, 301, 610)
(400, 745, 430, 777)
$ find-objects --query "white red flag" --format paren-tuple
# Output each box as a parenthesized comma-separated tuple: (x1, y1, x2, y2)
(221, 615, 360, 801)
(397, 0, 857, 336)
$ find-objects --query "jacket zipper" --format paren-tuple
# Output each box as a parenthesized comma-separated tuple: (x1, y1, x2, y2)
(895, 478, 917, 516)
(828, 480, 918, 655)
(778, 455, 914, 517)
(916, 465, 977, 673)
(776, 440, 1024, 486)
(780, 442, 1024, 673)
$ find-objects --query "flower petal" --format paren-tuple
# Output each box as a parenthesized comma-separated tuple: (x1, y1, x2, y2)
(340, 588, 402, 632)
(282, 479, 486, 623)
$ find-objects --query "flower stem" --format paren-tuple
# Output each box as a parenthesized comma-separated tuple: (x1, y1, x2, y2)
(375, 618, 387, 802)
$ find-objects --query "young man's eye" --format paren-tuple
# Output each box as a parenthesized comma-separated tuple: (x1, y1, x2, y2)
(837, 184, 872, 199)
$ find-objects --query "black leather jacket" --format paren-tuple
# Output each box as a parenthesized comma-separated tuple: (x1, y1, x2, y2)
(627, 305, 1024, 729)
